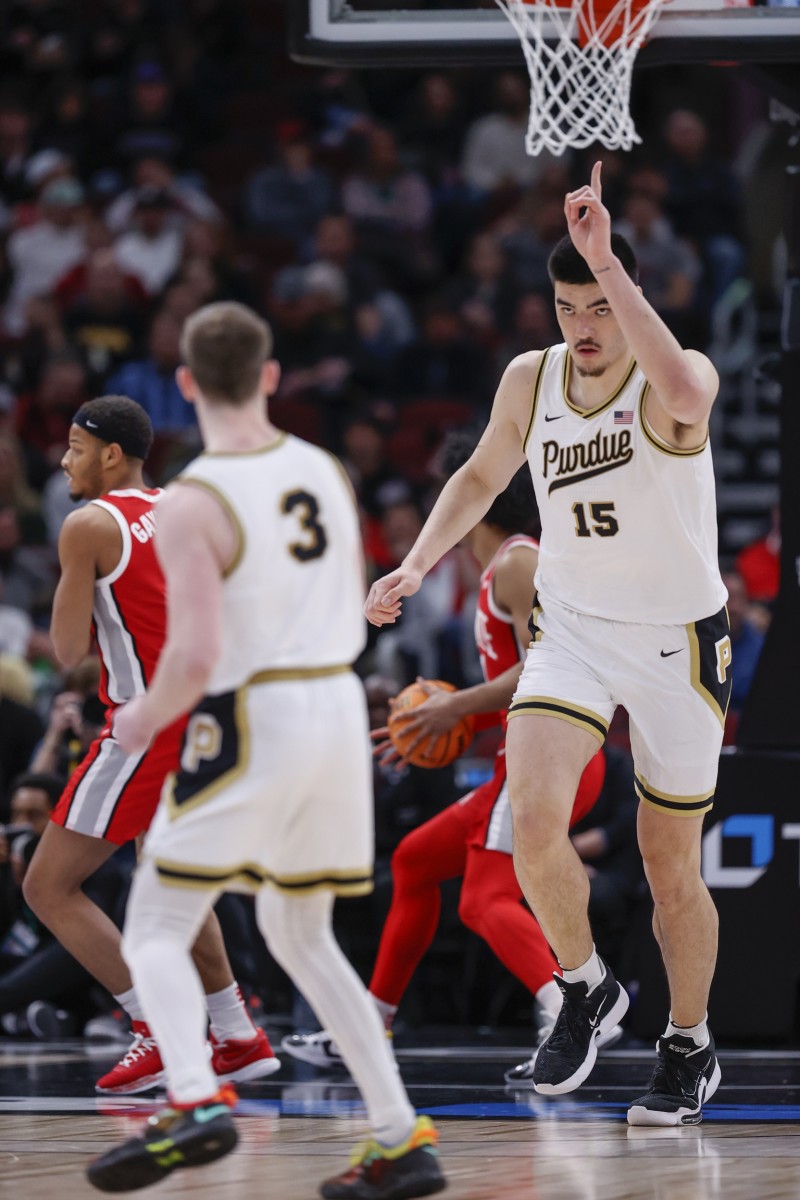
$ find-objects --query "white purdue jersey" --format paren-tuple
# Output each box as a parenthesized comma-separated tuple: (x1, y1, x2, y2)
(524, 344, 727, 624)
(179, 433, 366, 694)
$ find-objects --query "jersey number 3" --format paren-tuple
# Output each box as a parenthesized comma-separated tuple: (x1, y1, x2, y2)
(282, 490, 328, 561)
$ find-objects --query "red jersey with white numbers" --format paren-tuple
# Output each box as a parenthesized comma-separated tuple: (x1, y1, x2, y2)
(474, 535, 539, 688)
(90, 488, 166, 708)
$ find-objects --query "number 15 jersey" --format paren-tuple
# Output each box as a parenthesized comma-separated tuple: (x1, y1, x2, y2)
(523, 344, 727, 625)
(178, 433, 366, 694)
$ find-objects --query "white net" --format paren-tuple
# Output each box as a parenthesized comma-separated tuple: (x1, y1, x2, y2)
(496, 0, 666, 156)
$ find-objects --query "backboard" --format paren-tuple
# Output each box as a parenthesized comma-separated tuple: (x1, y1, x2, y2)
(289, 0, 800, 67)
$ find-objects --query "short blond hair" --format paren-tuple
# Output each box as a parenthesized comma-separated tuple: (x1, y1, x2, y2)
(180, 302, 273, 405)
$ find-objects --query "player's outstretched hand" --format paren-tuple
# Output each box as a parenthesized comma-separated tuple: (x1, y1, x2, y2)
(564, 161, 613, 275)
(113, 698, 155, 756)
(364, 566, 423, 627)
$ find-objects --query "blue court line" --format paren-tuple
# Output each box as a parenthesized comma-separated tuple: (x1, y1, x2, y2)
(234, 1097, 800, 1122)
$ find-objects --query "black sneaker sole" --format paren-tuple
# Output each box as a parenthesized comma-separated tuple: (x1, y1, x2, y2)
(320, 1168, 447, 1200)
(627, 1059, 722, 1127)
(87, 1117, 238, 1193)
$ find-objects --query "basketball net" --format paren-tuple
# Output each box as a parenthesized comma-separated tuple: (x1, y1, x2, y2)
(495, 0, 666, 156)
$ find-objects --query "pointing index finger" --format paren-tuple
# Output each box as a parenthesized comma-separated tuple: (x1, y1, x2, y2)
(591, 160, 602, 198)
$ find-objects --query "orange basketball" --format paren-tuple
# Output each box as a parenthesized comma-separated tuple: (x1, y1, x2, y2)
(387, 680, 475, 769)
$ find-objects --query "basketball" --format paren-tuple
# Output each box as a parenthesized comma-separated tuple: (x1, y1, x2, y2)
(387, 680, 475, 769)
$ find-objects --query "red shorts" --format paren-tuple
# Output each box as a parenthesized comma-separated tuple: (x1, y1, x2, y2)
(51, 715, 186, 845)
(462, 744, 606, 853)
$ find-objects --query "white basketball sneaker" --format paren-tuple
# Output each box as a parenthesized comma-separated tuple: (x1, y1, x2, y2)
(282, 1027, 394, 1069)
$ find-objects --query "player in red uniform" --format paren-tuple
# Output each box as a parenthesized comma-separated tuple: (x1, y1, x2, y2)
(283, 433, 621, 1081)
(23, 396, 278, 1093)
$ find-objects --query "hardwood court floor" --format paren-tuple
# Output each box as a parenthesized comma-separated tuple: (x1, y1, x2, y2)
(2, 1037, 800, 1198)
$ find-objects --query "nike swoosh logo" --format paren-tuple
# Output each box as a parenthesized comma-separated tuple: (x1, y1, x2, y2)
(588, 994, 608, 1030)
(660, 649, 683, 658)
(544, 414, 565, 422)
(85, 419, 98, 428)
(194, 1104, 231, 1123)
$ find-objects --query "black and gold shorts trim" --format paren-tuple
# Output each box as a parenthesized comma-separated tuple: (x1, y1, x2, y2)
(686, 606, 733, 730)
(154, 857, 374, 897)
(507, 695, 609, 745)
(635, 772, 715, 818)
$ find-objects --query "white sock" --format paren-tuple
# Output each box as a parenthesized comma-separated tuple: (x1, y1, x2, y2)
(370, 993, 398, 1030)
(256, 887, 415, 1148)
(206, 983, 258, 1044)
(535, 979, 562, 1021)
(665, 1013, 709, 1049)
(561, 947, 605, 992)
(122, 860, 220, 1104)
(113, 986, 144, 1023)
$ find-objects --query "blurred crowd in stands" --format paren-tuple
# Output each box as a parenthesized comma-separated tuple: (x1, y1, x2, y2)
(0, 0, 782, 1042)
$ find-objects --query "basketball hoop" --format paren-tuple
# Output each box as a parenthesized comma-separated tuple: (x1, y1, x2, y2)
(495, 0, 666, 156)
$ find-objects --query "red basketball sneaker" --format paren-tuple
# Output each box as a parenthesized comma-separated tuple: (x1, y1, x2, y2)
(211, 1027, 281, 1084)
(95, 1021, 165, 1095)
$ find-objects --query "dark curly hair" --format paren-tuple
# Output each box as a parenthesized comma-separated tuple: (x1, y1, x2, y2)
(439, 430, 539, 536)
(74, 395, 154, 461)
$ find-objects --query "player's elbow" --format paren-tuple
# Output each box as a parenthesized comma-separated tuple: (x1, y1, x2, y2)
(52, 632, 90, 669)
(174, 635, 220, 684)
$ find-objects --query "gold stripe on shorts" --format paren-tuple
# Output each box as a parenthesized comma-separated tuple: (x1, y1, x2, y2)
(635, 773, 715, 818)
(154, 857, 373, 897)
(507, 695, 608, 744)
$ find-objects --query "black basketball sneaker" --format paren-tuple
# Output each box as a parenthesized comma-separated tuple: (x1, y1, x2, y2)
(320, 1115, 446, 1199)
(87, 1084, 238, 1192)
(627, 1033, 721, 1126)
(532, 961, 630, 1095)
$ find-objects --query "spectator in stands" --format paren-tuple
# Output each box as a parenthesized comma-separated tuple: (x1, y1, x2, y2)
(0, 506, 54, 616)
(30, 682, 105, 782)
(15, 352, 89, 474)
(244, 123, 335, 246)
(37, 78, 97, 179)
(0, 678, 44, 816)
(444, 231, 517, 348)
(113, 185, 185, 295)
(399, 72, 468, 194)
(62, 249, 146, 388)
(392, 298, 492, 409)
(614, 167, 705, 347)
(105, 152, 222, 235)
(662, 109, 746, 306)
(0, 771, 128, 1039)
(496, 290, 560, 373)
(736, 504, 780, 606)
(461, 72, 563, 195)
(721, 568, 766, 716)
(498, 176, 569, 294)
(3, 176, 89, 336)
(311, 213, 384, 306)
(342, 125, 437, 290)
(0, 98, 35, 210)
(105, 309, 197, 436)
(373, 498, 464, 685)
(569, 744, 644, 972)
(114, 57, 188, 169)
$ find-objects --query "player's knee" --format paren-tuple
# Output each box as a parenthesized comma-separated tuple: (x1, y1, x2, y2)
(510, 798, 569, 860)
(390, 835, 421, 887)
(643, 853, 701, 911)
(457, 888, 483, 935)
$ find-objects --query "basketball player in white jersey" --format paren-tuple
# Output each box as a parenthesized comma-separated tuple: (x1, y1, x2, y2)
(365, 163, 730, 1127)
(87, 303, 445, 1199)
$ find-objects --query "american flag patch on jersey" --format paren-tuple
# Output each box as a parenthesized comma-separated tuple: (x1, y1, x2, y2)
(614, 410, 633, 425)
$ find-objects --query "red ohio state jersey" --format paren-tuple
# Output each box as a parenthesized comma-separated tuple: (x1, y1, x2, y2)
(90, 488, 166, 708)
(474, 535, 539, 688)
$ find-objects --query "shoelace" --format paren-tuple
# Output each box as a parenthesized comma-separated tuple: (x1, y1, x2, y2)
(120, 1031, 158, 1067)
(545, 995, 596, 1054)
(647, 1047, 704, 1097)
